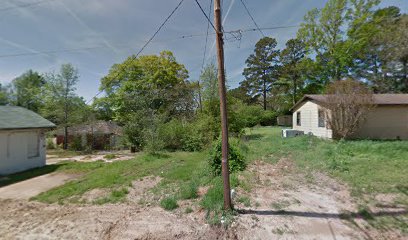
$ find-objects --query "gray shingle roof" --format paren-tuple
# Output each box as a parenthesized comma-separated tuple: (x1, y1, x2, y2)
(0, 106, 55, 130)
(290, 94, 408, 111)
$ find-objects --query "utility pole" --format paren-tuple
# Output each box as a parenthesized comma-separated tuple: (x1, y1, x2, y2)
(214, 0, 232, 210)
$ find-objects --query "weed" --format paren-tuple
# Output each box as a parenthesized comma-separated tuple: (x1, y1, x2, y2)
(185, 207, 193, 214)
(160, 196, 178, 210)
(178, 180, 199, 200)
(237, 196, 251, 207)
(103, 154, 117, 160)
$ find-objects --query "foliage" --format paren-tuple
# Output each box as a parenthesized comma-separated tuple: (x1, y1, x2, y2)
(10, 70, 46, 112)
(279, 39, 308, 104)
(160, 196, 179, 210)
(208, 138, 247, 176)
(0, 83, 10, 105)
(323, 79, 375, 140)
(242, 37, 280, 110)
(178, 180, 199, 200)
(98, 51, 196, 151)
(68, 136, 84, 151)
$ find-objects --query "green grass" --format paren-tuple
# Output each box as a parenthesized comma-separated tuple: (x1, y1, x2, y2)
(103, 154, 117, 160)
(160, 196, 179, 210)
(245, 127, 408, 196)
(9, 126, 406, 230)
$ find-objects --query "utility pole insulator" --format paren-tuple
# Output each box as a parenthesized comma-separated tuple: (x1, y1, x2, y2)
(214, 0, 232, 210)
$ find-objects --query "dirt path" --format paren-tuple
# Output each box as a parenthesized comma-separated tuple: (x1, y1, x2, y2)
(0, 159, 405, 239)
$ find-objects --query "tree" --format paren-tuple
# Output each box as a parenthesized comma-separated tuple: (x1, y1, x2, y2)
(242, 37, 280, 110)
(41, 64, 84, 149)
(323, 79, 375, 140)
(279, 38, 308, 104)
(99, 51, 194, 151)
(298, 0, 381, 82)
(0, 83, 10, 105)
(10, 70, 46, 112)
(199, 62, 219, 116)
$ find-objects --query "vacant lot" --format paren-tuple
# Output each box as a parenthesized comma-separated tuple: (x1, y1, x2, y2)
(0, 127, 406, 239)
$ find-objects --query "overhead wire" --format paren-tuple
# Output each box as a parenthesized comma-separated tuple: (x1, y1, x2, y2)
(0, 0, 56, 12)
(239, 0, 265, 37)
(85, 0, 185, 104)
(201, 0, 213, 70)
(194, 0, 217, 32)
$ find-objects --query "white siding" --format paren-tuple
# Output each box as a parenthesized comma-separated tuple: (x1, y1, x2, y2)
(0, 129, 46, 175)
(292, 100, 333, 138)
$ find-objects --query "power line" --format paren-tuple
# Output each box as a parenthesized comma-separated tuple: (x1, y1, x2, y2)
(0, 25, 299, 59)
(0, 0, 56, 12)
(85, 0, 185, 104)
(201, 0, 213, 70)
(239, 0, 265, 37)
(194, 0, 217, 32)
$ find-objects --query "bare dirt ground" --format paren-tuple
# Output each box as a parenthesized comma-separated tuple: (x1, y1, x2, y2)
(46, 150, 135, 164)
(0, 158, 406, 240)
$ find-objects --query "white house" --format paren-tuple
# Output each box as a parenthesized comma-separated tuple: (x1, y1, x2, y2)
(0, 106, 55, 175)
(290, 94, 408, 140)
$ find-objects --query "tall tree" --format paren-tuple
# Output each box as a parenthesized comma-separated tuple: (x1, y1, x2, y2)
(242, 37, 280, 110)
(99, 51, 193, 151)
(41, 64, 84, 149)
(0, 83, 10, 105)
(10, 70, 46, 112)
(280, 38, 307, 104)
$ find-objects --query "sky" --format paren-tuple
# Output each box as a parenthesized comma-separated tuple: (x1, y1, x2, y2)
(0, 0, 407, 102)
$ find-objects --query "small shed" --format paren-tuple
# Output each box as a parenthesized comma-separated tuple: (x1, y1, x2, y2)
(277, 115, 293, 127)
(0, 106, 55, 175)
(55, 121, 123, 150)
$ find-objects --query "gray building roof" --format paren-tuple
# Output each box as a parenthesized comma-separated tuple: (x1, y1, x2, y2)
(290, 94, 408, 111)
(0, 106, 55, 130)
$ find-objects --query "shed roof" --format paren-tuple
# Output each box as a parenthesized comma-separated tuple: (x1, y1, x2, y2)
(55, 120, 123, 136)
(290, 94, 408, 112)
(0, 106, 55, 130)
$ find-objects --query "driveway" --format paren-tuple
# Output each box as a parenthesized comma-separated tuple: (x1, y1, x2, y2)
(0, 173, 77, 200)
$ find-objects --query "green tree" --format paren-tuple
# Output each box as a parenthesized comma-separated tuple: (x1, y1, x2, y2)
(10, 70, 46, 112)
(279, 39, 308, 104)
(99, 51, 194, 151)
(349, 6, 408, 92)
(242, 37, 280, 110)
(199, 62, 219, 117)
(41, 64, 85, 149)
(0, 83, 10, 105)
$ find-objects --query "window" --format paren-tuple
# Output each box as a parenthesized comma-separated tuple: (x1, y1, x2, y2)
(318, 109, 325, 127)
(296, 112, 301, 126)
(27, 132, 39, 158)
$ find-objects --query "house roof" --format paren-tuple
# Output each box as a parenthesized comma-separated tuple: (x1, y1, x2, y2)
(55, 120, 123, 136)
(290, 94, 408, 112)
(0, 106, 55, 130)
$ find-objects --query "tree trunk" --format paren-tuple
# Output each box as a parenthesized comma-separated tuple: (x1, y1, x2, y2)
(263, 80, 267, 111)
(63, 126, 68, 150)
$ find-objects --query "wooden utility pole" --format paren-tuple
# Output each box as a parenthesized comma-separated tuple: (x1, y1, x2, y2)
(214, 0, 232, 210)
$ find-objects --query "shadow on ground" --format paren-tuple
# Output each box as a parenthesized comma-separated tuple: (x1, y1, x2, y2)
(0, 164, 67, 188)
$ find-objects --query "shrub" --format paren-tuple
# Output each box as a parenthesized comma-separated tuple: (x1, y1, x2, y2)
(160, 196, 179, 210)
(259, 111, 278, 126)
(208, 138, 247, 176)
(46, 138, 56, 149)
(68, 136, 84, 151)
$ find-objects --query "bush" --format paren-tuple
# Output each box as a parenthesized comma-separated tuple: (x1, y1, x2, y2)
(68, 136, 84, 151)
(46, 138, 56, 149)
(208, 138, 247, 176)
(160, 196, 179, 210)
(259, 111, 278, 126)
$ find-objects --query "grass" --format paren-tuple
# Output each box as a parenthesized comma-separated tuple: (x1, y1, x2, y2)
(160, 196, 179, 210)
(103, 154, 117, 160)
(244, 127, 408, 196)
(8, 126, 407, 229)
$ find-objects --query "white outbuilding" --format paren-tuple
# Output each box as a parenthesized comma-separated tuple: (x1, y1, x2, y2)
(0, 106, 55, 175)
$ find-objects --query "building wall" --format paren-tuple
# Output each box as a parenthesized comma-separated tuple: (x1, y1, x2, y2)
(352, 105, 408, 140)
(0, 129, 46, 175)
(292, 100, 333, 138)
